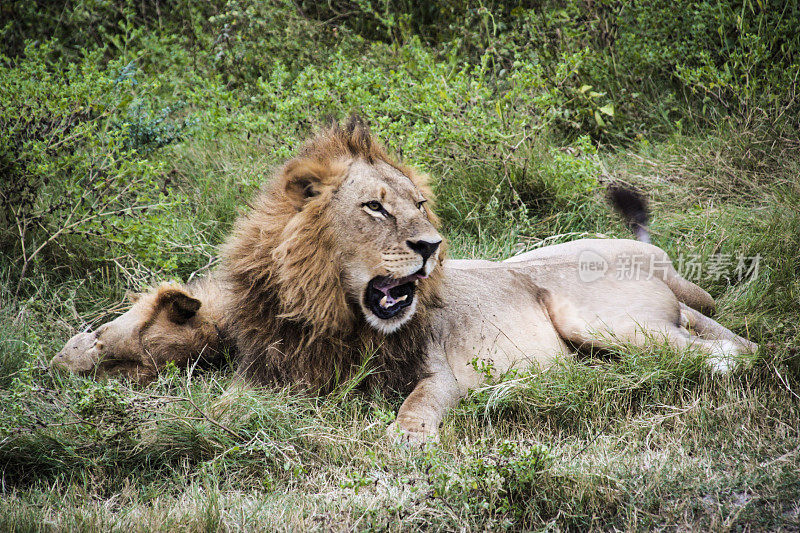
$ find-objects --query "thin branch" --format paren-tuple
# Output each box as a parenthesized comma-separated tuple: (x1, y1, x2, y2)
(187, 256, 219, 284)
(14, 203, 168, 297)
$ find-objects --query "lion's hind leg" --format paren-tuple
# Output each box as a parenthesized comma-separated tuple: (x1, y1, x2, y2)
(680, 303, 758, 354)
(660, 324, 754, 373)
(544, 296, 751, 373)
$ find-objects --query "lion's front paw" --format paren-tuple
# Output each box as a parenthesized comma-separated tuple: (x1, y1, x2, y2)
(386, 417, 439, 447)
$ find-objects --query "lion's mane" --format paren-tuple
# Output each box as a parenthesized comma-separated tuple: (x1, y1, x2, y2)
(221, 117, 444, 393)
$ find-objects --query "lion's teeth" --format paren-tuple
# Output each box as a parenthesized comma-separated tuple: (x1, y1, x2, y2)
(379, 294, 407, 309)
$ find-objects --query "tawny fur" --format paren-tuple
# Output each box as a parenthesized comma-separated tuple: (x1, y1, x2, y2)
(53, 119, 756, 447)
(220, 118, 756, 444)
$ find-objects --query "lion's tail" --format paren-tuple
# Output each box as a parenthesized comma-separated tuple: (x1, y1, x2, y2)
(607, 184, 650, 243)
(608, 184, 716, 314)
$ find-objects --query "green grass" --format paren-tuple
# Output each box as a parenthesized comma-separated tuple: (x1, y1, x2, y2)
(3, 128, 800, 531)
(2, 1, 800, 530)
(1, 337, 798, 530)
(3, 126, 800, 530)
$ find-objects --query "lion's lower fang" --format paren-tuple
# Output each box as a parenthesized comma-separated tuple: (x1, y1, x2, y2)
(379, 293, 408, 309)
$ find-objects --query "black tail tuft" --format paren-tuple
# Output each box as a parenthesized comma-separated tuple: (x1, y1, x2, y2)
(607, 184, 651, 243)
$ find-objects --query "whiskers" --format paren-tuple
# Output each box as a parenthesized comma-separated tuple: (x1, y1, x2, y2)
(379, 246, 424, 278)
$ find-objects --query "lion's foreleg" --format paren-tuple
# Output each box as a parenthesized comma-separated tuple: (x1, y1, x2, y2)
(388, 355, 461, 445)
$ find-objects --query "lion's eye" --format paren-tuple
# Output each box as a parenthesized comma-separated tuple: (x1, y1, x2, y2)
(417, 200, 427, 210)
(364, 201, 383, 212)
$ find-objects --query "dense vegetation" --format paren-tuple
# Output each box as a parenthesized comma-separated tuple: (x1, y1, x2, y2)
(1, 1, 799, 530)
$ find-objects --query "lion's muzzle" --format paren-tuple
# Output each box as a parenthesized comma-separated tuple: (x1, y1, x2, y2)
(406, 238, 441, 264)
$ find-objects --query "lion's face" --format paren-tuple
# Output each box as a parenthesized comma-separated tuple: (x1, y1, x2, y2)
(329, 159, 442, 333)
(280, 156, 442, 334)
(50, 285, 210, 381)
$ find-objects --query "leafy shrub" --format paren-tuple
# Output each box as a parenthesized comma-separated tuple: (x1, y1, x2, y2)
(206, 0, 333, 86)
(0, 0, 219, 59)
(112, 63, 196, 153)
(298, 1, 799, 137)
(0, 43, 197, 295)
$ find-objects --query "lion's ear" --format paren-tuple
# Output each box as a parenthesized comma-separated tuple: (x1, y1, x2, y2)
(283, 159, 344, 209)
(285, 172, 322, 208)
(157, 288, 202, 324)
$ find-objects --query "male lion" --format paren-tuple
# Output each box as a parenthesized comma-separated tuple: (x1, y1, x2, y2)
(221, 117, 757, 443)
(51, 276, 230, 382)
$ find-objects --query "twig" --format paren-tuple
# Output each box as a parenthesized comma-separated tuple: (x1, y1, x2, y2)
(183, 390, 245, 441)
(14, 203, 167, 297)
(187, 256, 219, 284)
(759, 443, 800, 468)
(773, 364, 800, 401)
(566, 419, 613, 462)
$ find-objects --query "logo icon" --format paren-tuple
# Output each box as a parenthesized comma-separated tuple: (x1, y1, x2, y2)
(578, 250, 608, 282)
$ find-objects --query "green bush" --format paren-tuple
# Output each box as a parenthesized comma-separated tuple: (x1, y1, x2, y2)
(306, 1, 799, 136)
(0, 43, 199, 295)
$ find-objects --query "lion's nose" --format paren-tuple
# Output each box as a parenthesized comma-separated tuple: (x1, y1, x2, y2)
(406, 239, 441, 263)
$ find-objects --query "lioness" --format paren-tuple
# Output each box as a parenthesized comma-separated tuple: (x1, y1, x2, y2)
(220, 117, 757, 443)
(51, 276, 230, 382)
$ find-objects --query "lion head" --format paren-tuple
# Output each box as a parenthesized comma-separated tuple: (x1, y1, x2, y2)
(222, 116, 444, 391)
(50, 280, 227, 382)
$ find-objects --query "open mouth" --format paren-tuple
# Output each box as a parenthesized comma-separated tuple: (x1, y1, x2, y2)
(363, 270, 427, 320)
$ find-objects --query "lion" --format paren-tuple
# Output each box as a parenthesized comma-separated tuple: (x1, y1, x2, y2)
(50, 275, 231, 382)
(220, 116, 758, 443)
